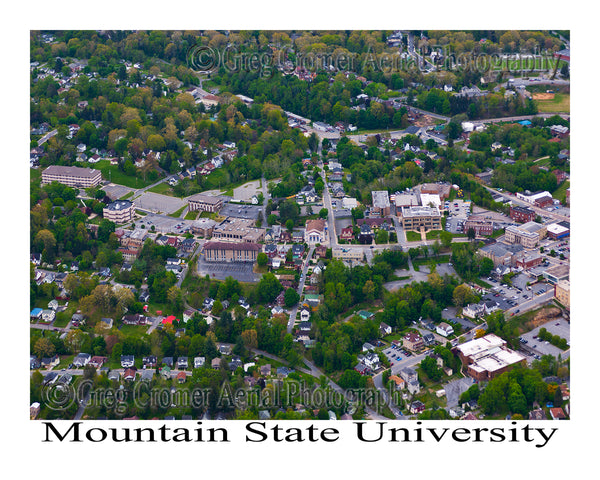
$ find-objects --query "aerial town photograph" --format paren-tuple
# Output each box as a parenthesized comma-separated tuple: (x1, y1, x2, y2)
(28, 28, 573, 424)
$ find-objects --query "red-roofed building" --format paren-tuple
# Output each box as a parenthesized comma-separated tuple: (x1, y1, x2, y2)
(549, 407, 566, 420)
(162, 315, 177, 325)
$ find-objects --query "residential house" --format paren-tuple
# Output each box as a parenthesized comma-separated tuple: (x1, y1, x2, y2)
(379, 322, 392, 336)
(177, 357, 189, 369)
(120, 355, 135, 368)
(123, 368, 137, 381)
(403, 332, 424, 352)
(73, 353, 91, 367)
(194, 357, 206, 369)
(142, 356, 157, 368)
(436, 322, 454, 337)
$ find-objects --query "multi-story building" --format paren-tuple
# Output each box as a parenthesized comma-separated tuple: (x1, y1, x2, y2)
(103, 200, 135, 224)
(305, 219, 326, 245)
(453, 334, 527, 382)
(543, 264, 569, 284)
(403, 332, 424, 352)
(371, 191, 391, 216)
(42, 165, 102, 188)
(332, 247, 363, 262)
(504, 222, 546, 248)
(554, 279, 570, 309)
(212, 217, 264, 243)
(509, 205, 537, 223)
(464, 218, 494, 236)
(191, 218, 217, 238)
(515, 190, 554, 208)
(202, 241, 260, 263)
(418, 182, 451, 200)
(400, 206, 442, 232)
(187, 193, 224, 213)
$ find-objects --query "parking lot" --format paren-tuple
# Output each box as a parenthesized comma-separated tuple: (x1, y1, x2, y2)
(381, 343, 412, 369)
(134, 214, 193, 234)
(482, 276, 552, 313)
(133, 192, 187, 215)
(519, 318, 570, 360)
(197, 256, 259, 283)
(102, 183, 135, 201)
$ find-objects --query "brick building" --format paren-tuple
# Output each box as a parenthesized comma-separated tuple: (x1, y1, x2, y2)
(509, 205, 536, 223)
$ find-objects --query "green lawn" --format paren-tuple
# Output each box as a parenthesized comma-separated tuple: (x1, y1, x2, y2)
(148, 182, 174, 196)
(168, 206, 187, 218)
(552, 180, 570, 203)
(405, 231, 422, 242)
(96, 160, 156, 189)
(184, 210, 199, 220)
(534, 93, 570, 113)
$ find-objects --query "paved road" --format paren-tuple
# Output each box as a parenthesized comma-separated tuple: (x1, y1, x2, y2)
(482, 185, 570, 223)
(287, 245, 315, 334)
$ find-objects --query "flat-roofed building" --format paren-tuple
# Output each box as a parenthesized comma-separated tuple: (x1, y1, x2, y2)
(202, 241, 260, 263)
(418, 182, 451, 200)
(103, 200, 135, 224)
(515, 252, 543, 270)
(505, 221, 546, 248)
(515, 190, 554, 208)
(453, 333, 527, 382)
(332, 247, 363, 262)
(191, 218, 217, 238)
(554, 279, 570, 308)
(509, 205, 537, 223)
(187, 193, 224, 213)
(212, 217, 264, 243)
(546, 223, 570, 240)
(42, 165, 102, 188)
(400, 206, 442, 232)
(371, 191, 391, 216)
(543, 264, 569, 284)
(464, 218, 494, 236)
(394, 192, 420, 214)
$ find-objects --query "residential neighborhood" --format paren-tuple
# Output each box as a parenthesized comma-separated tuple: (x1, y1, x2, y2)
(29, 29, 571, 423)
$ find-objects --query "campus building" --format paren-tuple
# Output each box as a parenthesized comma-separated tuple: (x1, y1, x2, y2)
(212, 217, 265, 243)
(187, 193, 224, 213)
(399, 206, 442, 232)
(453, 334, 527, 382)
(371, 191, 391, 217)
(464, 218, 494, 236)
(42, 165, 102, 188)
(509, 205, 536, 223)
(202, 241, 260, 263)
(103, 200, 135, 224)
(504, 222, 546, 248)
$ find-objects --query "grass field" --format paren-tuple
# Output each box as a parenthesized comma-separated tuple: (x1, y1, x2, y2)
(534, 92, 570, 113)
(148, 182, 174, 196)
(553, 180, 570, 203)
(96, 160, 155, 189)
(405, 231, 422, 242)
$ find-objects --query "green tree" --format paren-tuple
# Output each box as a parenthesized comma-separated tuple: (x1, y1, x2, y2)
(283, 288, 300, 308)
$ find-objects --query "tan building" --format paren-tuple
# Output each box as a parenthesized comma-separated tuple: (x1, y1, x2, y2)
(400, 206, 442, 232)
(332, 247, 363, 262)
(187, 194, 224, 213)
(305, 219, 326, 244)
(504, 222, 546, 248)
(203, 241, 260, 263)
(554, 280, 570, 308)
(103, 200, 135, 224)
(212, 217, 264, 243)
(403, 332, 424, 352)
(42, 165, 102, 188)
(191, 218, 217, 238)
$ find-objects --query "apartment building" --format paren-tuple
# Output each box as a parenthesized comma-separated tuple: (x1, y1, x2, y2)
(42, 165, 102, 188)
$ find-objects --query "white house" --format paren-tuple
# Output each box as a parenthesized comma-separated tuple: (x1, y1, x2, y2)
(436, 322, 454, 337)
